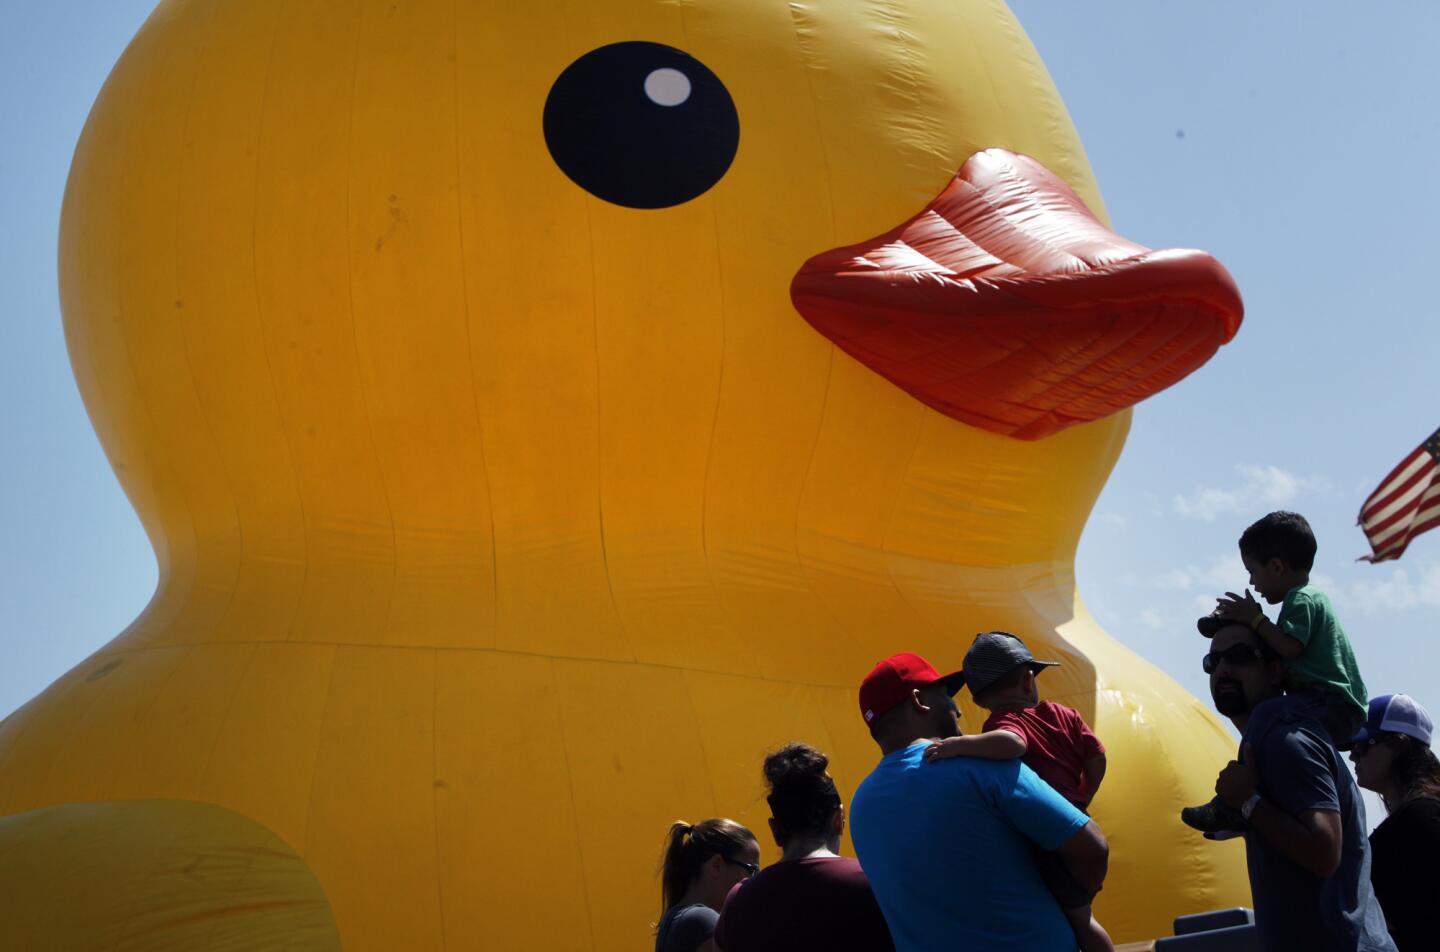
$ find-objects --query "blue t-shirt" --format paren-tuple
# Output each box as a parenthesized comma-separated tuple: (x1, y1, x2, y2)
(1244, 702, 1395, 951)
(850, 741, 1089, 952)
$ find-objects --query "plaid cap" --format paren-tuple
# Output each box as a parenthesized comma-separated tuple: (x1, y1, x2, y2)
(1197, 609, 1253, 638)
(962, 631, 1058, 698)
(859, 652, 964, 726)
(1352, 693, 1434, 747)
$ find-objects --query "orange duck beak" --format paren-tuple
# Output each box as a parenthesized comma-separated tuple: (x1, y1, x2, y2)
(790, 149, 1243, 440)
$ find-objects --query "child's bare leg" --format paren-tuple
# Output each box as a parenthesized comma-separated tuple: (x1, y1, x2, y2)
(1063, 904, 1115, 952)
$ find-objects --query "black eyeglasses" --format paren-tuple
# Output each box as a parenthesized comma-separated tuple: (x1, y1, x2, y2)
(1202, 644, 1264, 674)
(722, 856, 760, 878)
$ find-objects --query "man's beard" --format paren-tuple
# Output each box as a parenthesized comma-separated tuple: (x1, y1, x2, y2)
(1212, 679, 1250, 717)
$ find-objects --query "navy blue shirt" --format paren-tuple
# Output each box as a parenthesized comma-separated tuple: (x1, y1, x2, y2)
(655, 903, 718, 952)
(851, 741, 1089, 952)
(1244, 701, 1395, 951)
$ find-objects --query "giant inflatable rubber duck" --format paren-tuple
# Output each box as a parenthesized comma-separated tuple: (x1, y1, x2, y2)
(0, 1, 1249, 947)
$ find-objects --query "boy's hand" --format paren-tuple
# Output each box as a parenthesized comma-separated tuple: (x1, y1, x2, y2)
(1215, 743, 1258, 808)
(923, 737, 963, 761)
(1216, 589, 1263, 625)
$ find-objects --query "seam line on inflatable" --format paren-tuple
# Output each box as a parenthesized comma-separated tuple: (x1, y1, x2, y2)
(430, 649, 449, 949)
(340, 0, 401, 648)
(449, 0, 500, 646)
(175, 0, 248, 652)
(549, 654, 600, 951)
(248, 0, 312, 647)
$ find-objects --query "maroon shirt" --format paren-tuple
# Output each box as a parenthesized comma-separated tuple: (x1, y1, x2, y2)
(713, 855, 894, 952)
(984, 700, 1105, 807)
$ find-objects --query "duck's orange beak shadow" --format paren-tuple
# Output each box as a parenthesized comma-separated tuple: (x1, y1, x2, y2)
(790, 148, 1243, 440)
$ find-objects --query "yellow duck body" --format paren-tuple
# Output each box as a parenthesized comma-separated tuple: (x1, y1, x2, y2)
(0, 0, 1247, 947)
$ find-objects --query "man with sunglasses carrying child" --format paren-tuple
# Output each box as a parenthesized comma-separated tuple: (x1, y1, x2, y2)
(1199, 619, 1394, 951)
(1184, 511, 1370, 838)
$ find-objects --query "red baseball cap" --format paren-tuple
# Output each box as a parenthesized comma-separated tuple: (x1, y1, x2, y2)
(859, 652, 965, 725)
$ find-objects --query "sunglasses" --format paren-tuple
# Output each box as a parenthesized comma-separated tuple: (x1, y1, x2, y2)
(722, 856, 760, 878)
(1352, 735, 1386, 755)
(1202, 644, 1264, 674)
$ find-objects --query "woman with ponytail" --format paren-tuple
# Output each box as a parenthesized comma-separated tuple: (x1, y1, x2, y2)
(1349, 694, 1440, 952)
(713, 743, 894, 951)
(654, 817, 759, 952)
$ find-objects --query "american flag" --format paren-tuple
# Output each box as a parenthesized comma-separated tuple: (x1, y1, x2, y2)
(1359, 427, 1440, 562)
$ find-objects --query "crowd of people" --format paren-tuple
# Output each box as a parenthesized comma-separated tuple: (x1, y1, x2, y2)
(651, 512, 1440, 952)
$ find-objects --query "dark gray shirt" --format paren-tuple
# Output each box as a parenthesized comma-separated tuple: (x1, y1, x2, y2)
(1244, 699, 1395, 951)
(656, 902, 719, 952)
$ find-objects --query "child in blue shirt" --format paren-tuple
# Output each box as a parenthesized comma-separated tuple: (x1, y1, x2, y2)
(1183, 510, 1369, 837)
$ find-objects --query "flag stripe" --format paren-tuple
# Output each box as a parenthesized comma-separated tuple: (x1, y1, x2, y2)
(1361, 448, 1430, 517)
(1364, 490, 1436, 548)
(1374, 505, 1440, 562)
(1410, 501, 1440, 535)
(1362, 457, 1439, 523)
(1360, 428, 1440, 561)
(1361, 467, 1439, 534)
(1367, 483, 1440, 551)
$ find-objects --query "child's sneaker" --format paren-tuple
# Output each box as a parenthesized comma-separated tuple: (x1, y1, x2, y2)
(1181, 797, 1247, 837)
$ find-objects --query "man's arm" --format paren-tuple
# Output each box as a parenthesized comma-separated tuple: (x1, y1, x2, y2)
(993, 761, 1104, 893)
(1054, 820, 1109, 897)
(1216, 740, 1344, 879)
(1247, 801, 1342, 879)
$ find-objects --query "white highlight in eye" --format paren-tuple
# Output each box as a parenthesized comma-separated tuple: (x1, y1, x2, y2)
(644, 68, 692, 106)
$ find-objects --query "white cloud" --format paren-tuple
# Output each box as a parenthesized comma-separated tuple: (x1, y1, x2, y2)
(1138, 608, 1169, 631)
(1172, 464, 1330, 522)
(1119, 555, 1249, 639)
(1097, 512, 1129, 532)
(1330, 560, 1440, 617)
(1153, 568, 1193, 590)
(1152, 553, 1246, 594)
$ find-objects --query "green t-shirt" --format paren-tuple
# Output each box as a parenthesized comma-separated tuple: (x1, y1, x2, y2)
(1278, 584, 1367, 717)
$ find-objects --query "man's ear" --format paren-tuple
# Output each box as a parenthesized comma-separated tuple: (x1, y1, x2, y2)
(832, 803, 846, 836)
(767, 816, 784, 849)
(1267, 556, 1287, 575)
(909, 688, 931, 713)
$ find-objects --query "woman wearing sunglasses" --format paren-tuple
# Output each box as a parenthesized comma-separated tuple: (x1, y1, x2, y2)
(1349, 694, 1440, 952)
(712, 743, 894, 951)
(655, 817, 760, 952)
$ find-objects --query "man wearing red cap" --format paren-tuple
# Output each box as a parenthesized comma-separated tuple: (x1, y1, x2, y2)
(849, 652, 1110, 951)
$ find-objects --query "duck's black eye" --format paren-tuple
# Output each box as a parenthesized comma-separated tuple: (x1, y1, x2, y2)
(543, 41, 739, 209)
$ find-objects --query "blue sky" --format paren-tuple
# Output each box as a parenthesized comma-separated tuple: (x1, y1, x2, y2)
(1014, 0, 1440, 722)
(4, 2, 1438, 827)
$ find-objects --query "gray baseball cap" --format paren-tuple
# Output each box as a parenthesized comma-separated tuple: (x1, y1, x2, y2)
(962, 631, 1059, 698)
